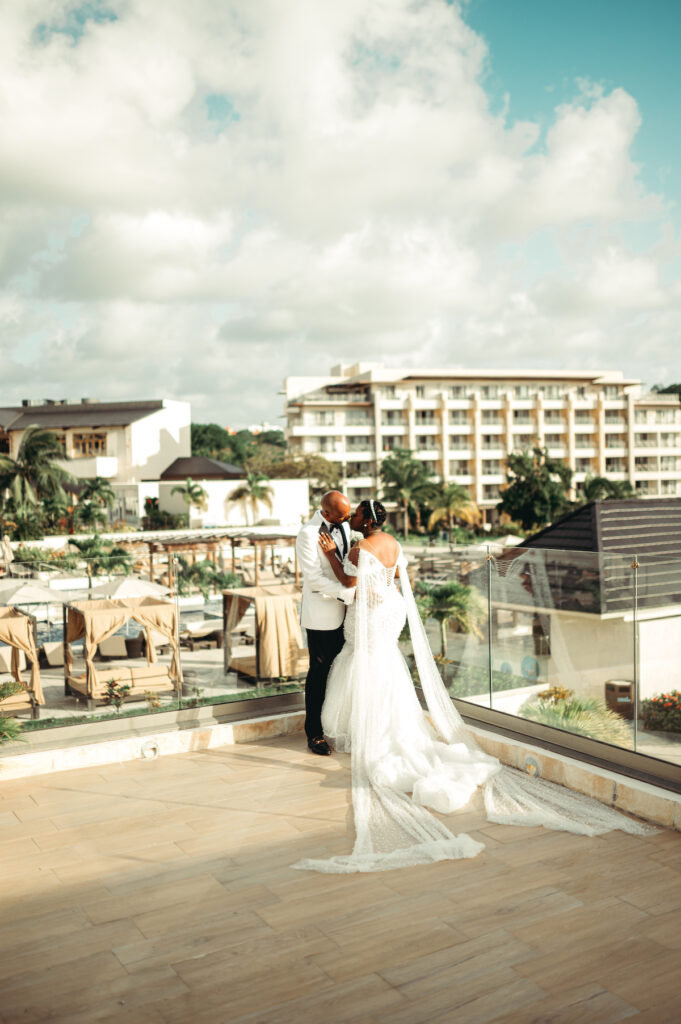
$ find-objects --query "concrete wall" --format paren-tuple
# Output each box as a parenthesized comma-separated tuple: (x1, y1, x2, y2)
(130, 400, 191, 481)
(158, 478, 309, 528)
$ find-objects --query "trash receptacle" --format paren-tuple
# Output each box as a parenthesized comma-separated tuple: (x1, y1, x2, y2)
(604, 680, 634, 720)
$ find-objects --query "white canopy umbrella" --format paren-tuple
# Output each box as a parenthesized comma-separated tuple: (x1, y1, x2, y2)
(0, 579, 65, 605)
(89, 576, 170, 599)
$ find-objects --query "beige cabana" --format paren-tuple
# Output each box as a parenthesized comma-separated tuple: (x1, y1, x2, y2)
(0, 607, 43, 717)
(64, 596, 181, 706)
(222, 584, 308, 681)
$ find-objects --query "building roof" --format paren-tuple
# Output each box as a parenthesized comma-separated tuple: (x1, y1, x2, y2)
(514, 498, 681, 614)
(4, 400, 165, 430)
(159, 457, 245, 481)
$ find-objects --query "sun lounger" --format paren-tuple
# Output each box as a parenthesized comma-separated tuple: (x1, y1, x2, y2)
(97, 635, 128, 660)
(38, 641, 64, 668)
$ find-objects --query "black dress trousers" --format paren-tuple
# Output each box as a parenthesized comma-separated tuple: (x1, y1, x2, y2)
(304, 624, 345, 739)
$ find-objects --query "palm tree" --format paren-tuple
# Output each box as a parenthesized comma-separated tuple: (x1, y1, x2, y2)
(69, 536, 133, 578)
(229, 472, 274, 525)
(415, 581, 488, 656)
(427, 482, 480, 541)
(380, 448, 438, 537)
(580, 475, 635, 503)
(0, 426, 74, 515)
(170, 477, 208, 522)
(74, 501, 108, 533)
(80, 477, 116, 509)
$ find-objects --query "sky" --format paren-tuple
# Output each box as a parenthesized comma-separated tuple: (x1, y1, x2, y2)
(1, 0, 680, 428)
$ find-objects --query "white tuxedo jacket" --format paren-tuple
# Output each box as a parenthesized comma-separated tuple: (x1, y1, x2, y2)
(296, 510, 354, 630)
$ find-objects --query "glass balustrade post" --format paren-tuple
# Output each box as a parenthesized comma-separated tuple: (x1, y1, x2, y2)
(487, 546, 493, 709)
(632, 553, 639, 752)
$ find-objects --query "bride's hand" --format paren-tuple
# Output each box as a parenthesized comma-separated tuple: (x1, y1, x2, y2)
(318, 533, 336, 557)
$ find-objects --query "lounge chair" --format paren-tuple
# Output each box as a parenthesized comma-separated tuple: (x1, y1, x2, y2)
(96, 635, 128, 661)
(38, 641, 64, 669)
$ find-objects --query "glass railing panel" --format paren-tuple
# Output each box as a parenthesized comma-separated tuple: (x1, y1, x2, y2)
(411, 546, 491, 709)
(635, 555, 681, 767)
(487, 546, 636, 751)
(0, 550, 303, 736)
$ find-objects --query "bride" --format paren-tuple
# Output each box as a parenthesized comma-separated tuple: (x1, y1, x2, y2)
(293, 498, 653, 874)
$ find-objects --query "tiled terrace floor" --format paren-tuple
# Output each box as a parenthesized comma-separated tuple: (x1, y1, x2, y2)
(2, 736, 681, 1023)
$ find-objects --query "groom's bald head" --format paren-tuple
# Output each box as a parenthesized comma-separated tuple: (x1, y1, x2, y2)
(321, 490, 351, 524)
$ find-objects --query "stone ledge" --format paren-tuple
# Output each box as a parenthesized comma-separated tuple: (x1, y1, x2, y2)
(470, 726, 681, 830)
(1, 711, 679, 833)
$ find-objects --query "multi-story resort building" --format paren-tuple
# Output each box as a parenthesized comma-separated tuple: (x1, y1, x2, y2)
(284, 364, 681, 517)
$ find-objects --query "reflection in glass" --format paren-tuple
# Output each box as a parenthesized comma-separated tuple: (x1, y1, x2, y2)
(486, 547, 635, 751)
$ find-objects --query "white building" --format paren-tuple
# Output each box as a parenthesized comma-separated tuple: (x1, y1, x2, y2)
(284, 364, 681, 516)
(0, 398, 191, 522)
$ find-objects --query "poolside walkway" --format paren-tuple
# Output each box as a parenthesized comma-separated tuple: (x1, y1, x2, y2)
(1, 735, 681, 1023)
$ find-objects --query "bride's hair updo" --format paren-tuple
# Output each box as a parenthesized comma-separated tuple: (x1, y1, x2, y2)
(359, 499, 387, 527)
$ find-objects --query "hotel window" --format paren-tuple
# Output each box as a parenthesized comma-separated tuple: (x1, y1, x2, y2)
(661, 480, 679, 495)
(544, 411, 564, 425)
(415, 385, 425, 398)
(660, 433, 681, 448)
(480, 385, 499, 399)
(421, 460, 437, 475)
(514, 385, 530, 398)
(450, 411, 468, 425)
(415, 410, 436, 424)
(605, 410, 624, 424)
(634, 410, 650, 424)
(382, 410, 405, 426)
(481, 435, 499, 450)
(540, 385, 563, 399)
(448, 385, 467, 399)
(449, 460, 469, 475)
(482, 484, 500, 501)
(382, 386, 396, 399)
(575, 458, 592, 472)
(513, 409, 533, 424)
(482, 460, 503, 475)
(346, 410, 370, 426)
(481, 411, 501, 425)
(603, 386, 621, 399)
(73, 432, 107, 457)
(574, 411, 594, 424)
(660, 456, 681, 471)
(605, 458, 625, 473)
(515, 435, 534, 448)
(656, 409, 677, 424)
(346, 436, 371, 451)
(575, 386, 588, 399)
(313, 411, 334, 426)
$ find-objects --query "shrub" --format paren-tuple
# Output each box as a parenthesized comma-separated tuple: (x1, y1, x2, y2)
(520, 688, 631, 745)
(641, 691, 681, 733)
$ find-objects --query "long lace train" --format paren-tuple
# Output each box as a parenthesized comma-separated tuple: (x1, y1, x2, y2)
(293, 548, 655, 874)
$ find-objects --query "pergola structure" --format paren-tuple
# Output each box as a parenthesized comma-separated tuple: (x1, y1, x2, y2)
(114, 529, 300, 589)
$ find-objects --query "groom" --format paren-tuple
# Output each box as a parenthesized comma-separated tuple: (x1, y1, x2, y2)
(296, 490, 354, 755)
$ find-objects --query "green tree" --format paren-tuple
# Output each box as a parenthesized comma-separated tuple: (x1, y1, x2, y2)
(497, 447, 572, 532)
(578, 475, 635, 503)
(74, 500, 108, 533)
(69, 536, 133, 577)
(427, 482, 480, 541)
(171, 477, 208, 520)
(191, 422, 232, 457)
(651, 384, 681, 398)
(229, 472, 274, 525)
(0, 426, 74, 515)
(415, 580, 488, 656)
(255, 453, 340, 504)
(80, 476, 116, 510)
(380, 448, 438, 537)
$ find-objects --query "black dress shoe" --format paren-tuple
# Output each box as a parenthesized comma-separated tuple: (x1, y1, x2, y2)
(308, 736, 331, 756)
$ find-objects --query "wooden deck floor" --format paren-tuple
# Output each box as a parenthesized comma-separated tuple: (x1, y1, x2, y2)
(1, 736, 681, 1023)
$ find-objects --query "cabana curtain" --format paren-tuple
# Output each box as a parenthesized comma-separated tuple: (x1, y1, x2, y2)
(65, 597, 181, 693)
(0, 606, 43, 704)
(224, 584, 304, 679)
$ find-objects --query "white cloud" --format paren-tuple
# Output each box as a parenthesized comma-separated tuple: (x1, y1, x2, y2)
(0, 0, 679, 424)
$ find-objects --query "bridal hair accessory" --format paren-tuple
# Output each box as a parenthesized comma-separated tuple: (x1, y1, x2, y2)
(369, 499, 376, 522)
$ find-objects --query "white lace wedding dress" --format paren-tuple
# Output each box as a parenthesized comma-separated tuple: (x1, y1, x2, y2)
(293, 546, 654, 874)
